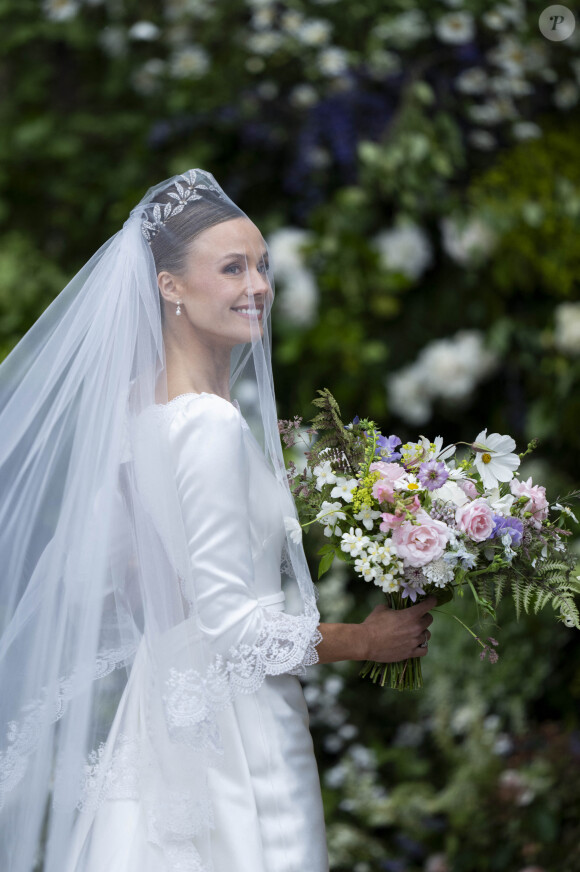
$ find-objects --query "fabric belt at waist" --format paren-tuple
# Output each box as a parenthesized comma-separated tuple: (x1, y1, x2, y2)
(257, 591, 286, 611)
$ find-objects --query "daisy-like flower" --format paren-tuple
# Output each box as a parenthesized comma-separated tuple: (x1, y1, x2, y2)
(331, 476, 358, 502)
(418, 460, 449, 491)
(340, 527, 370, 558)
(313, 460, 337, 490)
(472, 429, 520, 490)
(354, 504, 381, 531)
(553, 503, 578, 523)
(394, 473, 423, 493)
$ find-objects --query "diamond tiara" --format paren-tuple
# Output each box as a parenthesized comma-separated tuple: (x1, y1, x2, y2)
(141, 169, 229, 243)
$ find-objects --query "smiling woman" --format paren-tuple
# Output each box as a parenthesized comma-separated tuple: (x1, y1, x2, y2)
(0, 168, 435, 872)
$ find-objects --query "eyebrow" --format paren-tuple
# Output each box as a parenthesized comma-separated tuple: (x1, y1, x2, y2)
(219, 250, 269, 261)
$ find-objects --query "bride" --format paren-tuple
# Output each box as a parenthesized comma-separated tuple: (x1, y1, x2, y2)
(0, 169, 435, 872)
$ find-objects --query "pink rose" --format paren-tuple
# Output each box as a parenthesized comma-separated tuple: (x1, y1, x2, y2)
(392, 510, 450, 568)
(510, 476, 549, 529)
(455, 498, 494, 542)
(370, 462, 405, 505)
(459, 479, 478, 500)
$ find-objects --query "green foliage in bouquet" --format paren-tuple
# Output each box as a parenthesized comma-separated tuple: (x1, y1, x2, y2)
(308, 388, 365, 474)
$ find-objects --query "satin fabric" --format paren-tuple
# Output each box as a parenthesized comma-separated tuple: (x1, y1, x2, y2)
(66, 392, 328, 872)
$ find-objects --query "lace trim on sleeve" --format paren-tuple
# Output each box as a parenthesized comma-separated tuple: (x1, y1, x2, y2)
(162, 598, 322, 751)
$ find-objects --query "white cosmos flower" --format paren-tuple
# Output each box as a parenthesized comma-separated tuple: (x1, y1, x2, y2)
(431, 435, 456, 461)
(284, 516, 303, 544)
(553, 503, 578, 523)
(331, 477, 358, 502)
(473, 429, 520, 489)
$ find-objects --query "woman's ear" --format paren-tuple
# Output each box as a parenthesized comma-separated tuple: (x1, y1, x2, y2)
(157, 271, 182, 305)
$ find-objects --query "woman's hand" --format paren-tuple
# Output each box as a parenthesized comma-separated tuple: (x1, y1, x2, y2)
(315, 595, 437, 664)
(359, 596, 436, 662)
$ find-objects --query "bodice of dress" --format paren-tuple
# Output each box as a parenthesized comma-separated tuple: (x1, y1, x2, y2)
(154, 391, 322, 680)
(165, 392, 292, 608)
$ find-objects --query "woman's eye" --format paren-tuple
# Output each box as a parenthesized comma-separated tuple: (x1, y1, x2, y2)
(225, 262, 269, 275)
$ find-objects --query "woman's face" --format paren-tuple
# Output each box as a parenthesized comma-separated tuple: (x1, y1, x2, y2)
(161, 216, 272, 348)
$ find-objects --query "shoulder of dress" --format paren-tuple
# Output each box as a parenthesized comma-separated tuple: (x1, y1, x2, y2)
(160, 393, 243, 440)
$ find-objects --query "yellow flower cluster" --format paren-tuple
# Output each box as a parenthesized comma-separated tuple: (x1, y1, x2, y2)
(352, 470, 380, 513)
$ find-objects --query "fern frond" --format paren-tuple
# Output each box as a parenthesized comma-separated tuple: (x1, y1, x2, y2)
(308, 388, 364, 474)
(494, 573, 507, 607)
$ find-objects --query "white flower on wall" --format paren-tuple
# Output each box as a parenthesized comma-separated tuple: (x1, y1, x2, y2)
(554, 302, 580, 356)
(440, 214, 497, 266)
(267, 228, 318, 327)
(386, 330, 498, 424)
(373, 220, 433, 282)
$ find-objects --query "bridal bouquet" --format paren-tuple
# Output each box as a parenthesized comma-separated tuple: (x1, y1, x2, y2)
(279, 390, 580, 691)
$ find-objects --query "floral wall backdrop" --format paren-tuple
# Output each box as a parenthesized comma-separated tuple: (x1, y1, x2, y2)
(1, 1, 579, 869)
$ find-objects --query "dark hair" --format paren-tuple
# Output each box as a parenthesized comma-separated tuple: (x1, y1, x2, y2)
(149, 189, 244, 276)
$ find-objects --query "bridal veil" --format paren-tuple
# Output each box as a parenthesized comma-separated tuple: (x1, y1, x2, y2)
(0, 170, 321, 871)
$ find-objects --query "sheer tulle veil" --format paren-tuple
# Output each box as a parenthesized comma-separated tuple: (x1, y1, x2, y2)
(0, 170, 320, 871)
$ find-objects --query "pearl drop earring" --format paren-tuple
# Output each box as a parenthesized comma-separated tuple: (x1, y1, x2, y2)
(175, 300, 182, 316)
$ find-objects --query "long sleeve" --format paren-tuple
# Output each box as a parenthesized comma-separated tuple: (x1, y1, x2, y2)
(165, 393, 322, 691)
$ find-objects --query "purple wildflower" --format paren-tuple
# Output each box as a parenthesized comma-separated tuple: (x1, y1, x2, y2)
(400, 579, 427, 602)
(417, 460, 449, 491)
(492, 516, 523, 547)
(376, 434, 402, 461)
(352, 415, 360, 425)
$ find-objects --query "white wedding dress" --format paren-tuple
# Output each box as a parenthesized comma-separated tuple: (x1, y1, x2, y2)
(66, 392, 329, 872)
